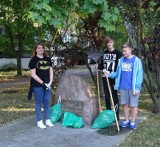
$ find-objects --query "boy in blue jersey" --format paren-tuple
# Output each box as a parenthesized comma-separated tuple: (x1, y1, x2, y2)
(104, 43, 143, 129)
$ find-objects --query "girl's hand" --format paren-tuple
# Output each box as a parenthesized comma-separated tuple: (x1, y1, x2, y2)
(48, 81, 52, 86)
(44, 83, 51, 90)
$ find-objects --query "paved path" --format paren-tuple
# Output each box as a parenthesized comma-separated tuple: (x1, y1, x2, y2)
(0, 115, 146, 147)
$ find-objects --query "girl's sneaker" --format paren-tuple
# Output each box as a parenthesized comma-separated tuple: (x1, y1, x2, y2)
(120, 120, 130, 128)
(37, 120, 46, 129)
(45, 119, 54, 127)
(130, 122, 136, 129)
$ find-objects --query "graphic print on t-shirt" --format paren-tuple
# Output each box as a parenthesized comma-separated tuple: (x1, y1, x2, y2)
(122, 62, 133, 72)
(103, 54, 116, 72)
(36, 60, 50, 70)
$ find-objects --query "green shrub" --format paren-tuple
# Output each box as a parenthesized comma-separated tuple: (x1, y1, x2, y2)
(0, 63, 17, 71)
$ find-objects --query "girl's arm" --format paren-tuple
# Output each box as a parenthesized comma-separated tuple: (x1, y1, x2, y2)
(30, 68, 43, 84)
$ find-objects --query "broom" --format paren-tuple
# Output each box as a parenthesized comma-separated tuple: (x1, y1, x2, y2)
(106, 76, 120, 131)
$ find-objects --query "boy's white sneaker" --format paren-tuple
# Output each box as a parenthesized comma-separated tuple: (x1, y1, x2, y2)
(45, 119, 54, 127)
(37, 120, 46, 129)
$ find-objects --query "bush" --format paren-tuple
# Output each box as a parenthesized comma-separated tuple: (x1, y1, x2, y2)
(0, 63, 17, 71)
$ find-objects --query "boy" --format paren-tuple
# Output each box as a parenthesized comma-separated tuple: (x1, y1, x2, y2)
(105, 43, 143, 129)
(96, 37, 122, 120)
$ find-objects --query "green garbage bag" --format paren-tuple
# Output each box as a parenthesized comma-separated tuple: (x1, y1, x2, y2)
(62, 112, 84, 128)
(92, 110, 115, 129)
(50, 96, 62, 124)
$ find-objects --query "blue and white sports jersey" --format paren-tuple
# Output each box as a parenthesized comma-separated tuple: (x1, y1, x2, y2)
(120, 56, 136, 90)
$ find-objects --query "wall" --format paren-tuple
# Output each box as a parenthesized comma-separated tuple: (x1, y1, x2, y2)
(0, 58, 31, 69)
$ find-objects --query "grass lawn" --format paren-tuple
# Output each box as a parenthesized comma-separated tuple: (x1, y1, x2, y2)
(0, 70, 55, 127)
(0, 71, 160, 146)
(0, 70, 35, 126)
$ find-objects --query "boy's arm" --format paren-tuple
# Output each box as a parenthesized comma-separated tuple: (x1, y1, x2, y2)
(135, 59, 143, 93)
(108, 67, 119, 79)
(108, 59, 121, 79)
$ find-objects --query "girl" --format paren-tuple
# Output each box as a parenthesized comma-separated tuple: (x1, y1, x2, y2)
(28, 42, 54, 129)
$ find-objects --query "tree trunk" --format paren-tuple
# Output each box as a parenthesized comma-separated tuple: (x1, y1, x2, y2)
(16, 50, 22, 76)
(16, 33, 23, 76)
(143, 65, 160, 113)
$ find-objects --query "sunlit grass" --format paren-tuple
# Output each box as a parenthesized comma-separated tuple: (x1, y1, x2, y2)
(0, 70, 30, 82)
(0, 70, 30, 76)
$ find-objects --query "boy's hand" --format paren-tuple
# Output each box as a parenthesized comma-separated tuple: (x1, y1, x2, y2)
(134, 91, 139, 96)
(103, 69, 110, 77)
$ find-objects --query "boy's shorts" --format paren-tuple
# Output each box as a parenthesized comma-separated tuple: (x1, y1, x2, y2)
(120, 90, 140, 107)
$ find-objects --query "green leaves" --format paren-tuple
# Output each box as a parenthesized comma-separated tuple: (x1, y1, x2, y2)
(114, 7, 120, 15)
(99, 6, 122, 31)
(77, 0, 122, 32)
(93, 0, 104, 5)
(26, 0, 69, 29)
(28, 11, 39, 20)
(33, 2, 52, 12)
(25, 0, 122, 32)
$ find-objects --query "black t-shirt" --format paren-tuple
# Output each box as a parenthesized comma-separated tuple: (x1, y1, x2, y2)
(28, 56, 52, 87)
(98, 49, 122, 83)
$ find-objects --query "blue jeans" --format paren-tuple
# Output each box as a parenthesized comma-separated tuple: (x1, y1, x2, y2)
(33, 87, 51, 121)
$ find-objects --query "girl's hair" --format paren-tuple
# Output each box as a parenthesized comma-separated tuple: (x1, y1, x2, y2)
(32, 42, 48, 57)
(105, 37, 115, 44)
(122, 43, 133, 50)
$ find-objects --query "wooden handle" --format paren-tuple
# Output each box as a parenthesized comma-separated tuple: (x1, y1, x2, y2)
(97, 70, 102, 113)
(106, 76, 120, 132)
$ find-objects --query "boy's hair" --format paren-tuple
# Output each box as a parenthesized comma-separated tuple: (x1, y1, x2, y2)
(105, 37, 114, 44)
(122, 43, 133, 50)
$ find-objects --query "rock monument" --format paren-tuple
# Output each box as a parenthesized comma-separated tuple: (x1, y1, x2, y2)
(55, 75, 99, 125)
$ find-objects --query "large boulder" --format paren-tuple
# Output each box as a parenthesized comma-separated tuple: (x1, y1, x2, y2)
(55, 75, 99, 126)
